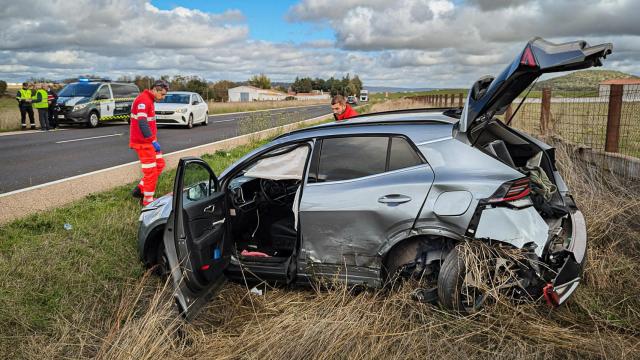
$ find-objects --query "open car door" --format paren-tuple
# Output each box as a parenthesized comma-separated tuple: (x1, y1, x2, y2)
(163, 157, 230, 320)
(460, 37, 612, 133)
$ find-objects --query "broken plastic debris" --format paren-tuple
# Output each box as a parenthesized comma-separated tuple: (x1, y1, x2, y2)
(63, 223, 73, 231)
(250, 287, 263, 296)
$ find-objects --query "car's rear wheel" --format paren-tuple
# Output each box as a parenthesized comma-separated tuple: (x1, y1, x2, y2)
(87, 111, 99, 128)
(438, 245, 487, 314)
(186, 114, 193, 129)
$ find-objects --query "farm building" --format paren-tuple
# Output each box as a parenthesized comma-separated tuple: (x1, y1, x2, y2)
(228, 86, 287, 102)
(598, 78, 640, 96)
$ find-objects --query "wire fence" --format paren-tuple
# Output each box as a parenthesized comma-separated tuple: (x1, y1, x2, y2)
(508, 86, 640, 178)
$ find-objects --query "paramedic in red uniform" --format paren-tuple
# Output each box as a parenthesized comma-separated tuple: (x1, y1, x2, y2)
(331, 95, 358, 121)
(130, 80, 169, 206)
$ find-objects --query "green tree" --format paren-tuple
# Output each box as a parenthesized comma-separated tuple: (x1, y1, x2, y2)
(0, 80, 6, 95)
(248, 73, 271, 89)
(209, 80, 237, 102)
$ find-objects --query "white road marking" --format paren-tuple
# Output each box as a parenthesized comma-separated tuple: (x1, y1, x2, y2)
(56, 133, 123, 144)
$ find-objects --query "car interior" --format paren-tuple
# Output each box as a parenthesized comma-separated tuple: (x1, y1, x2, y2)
(226, 144, 309, 262)
(470, 119, 568, 221)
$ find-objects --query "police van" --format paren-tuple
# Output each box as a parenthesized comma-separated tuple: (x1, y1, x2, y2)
(55, 79, 140, 127)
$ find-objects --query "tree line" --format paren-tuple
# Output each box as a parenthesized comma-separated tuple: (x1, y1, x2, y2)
(3, 73, 365, 101)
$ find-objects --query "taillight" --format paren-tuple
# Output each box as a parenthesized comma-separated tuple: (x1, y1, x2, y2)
(520, 46, 537, 68)
(487, 178, 531, 204)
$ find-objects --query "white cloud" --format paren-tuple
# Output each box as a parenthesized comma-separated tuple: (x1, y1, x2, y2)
(0, 0, 638, 88)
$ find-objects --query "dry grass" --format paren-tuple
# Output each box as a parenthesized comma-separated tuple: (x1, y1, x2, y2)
(369, 98, 439, 113)
(208, 99, 328, 115)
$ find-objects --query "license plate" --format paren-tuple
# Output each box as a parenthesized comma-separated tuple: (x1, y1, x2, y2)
(58, 114, 65, 119)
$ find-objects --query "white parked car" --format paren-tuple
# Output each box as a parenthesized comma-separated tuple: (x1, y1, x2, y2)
(155, 91, 209, 128)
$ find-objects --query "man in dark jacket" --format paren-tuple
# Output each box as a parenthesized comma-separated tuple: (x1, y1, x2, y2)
(331, 95, 358, 121)
(47, 84, 58, 129)
(15, 82, 36, 130)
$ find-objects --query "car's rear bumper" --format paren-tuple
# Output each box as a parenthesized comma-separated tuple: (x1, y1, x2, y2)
(551, 209, 587, 305)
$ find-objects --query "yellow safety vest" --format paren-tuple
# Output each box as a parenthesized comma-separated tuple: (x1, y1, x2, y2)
(18, 89, 32, 101)
(33, 89, 49, 109)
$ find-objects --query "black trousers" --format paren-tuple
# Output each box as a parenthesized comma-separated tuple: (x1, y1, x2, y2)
(37, 108, 50, 130)
(20, 107, 35, 128)
(48, 106, 57, 128)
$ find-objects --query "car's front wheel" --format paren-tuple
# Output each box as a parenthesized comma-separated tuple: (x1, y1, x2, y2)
(153, 239, 170, 278)
(186, 114, 194, 129)
(87, 111, 100, 128)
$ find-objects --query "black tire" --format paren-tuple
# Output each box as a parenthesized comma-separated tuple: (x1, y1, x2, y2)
(87, 111, 100, 128)
(186, 114, 193, 129)
(203, 112, 209, 126)
(437, 245, 486, 314)
(152, 239, 170, 278)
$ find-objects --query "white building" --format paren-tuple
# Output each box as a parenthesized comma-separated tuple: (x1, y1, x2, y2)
(598, 79, 640, 97)
(228, 85, 287, 102)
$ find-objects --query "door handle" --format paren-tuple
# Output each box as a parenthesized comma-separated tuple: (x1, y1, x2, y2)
(378, 194, 412, 204)
(212, 218, 225, 226)
(204, 205, 215, 213)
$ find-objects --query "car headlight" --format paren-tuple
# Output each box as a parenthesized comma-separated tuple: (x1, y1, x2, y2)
(73, 103, 89, 112)
(175, 107, 188, 113)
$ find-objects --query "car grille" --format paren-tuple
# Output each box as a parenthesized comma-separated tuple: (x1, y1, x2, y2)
(156, 111, 175, 115)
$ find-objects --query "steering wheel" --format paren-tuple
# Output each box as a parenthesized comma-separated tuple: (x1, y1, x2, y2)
(259, 179, 288, 205)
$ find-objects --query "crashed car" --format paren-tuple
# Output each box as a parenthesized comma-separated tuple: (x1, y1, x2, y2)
(137, 37, 611, 319)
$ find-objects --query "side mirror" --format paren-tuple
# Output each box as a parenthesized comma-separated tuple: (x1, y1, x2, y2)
(192, 101, 198, 105)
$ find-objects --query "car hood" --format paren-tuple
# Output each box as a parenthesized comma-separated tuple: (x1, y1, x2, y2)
(459, 37, 612, 133)
(155, 103, 189, 111)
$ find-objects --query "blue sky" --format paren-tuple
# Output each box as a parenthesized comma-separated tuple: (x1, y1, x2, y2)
(152, 0, 334, 44)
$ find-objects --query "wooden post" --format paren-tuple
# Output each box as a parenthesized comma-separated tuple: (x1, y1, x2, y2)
(504, 104, 513, 123)
(605, 84, 623, 153)
(458, 93, 463, 107)
(540, 88, 551, 135)
(438, 94, 442, 107)
(444, 94, 449, 107)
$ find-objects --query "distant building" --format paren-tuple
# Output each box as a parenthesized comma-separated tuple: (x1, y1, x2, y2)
(598, 78, 640, 96)
(228, 85, 287, 102)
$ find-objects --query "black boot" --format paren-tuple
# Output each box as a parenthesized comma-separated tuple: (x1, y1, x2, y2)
(131, 185, 143, 199)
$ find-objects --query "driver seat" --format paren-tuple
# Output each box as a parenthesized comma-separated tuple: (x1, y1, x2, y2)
(270, 215, 297, 254)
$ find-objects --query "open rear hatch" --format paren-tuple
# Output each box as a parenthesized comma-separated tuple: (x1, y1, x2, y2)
(459, 37, 612, 134)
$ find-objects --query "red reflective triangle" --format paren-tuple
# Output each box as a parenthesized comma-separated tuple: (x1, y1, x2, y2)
(520, 46, 537, 67)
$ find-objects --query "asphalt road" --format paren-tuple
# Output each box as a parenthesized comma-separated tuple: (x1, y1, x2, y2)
(0, 104, 331, 194)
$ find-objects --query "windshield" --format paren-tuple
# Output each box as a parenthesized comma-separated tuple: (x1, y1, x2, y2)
(158, 94, 190, 104)
(58, 83, 99, 97)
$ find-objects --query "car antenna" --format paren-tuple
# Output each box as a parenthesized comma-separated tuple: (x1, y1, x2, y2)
(506, 78, 539, 126)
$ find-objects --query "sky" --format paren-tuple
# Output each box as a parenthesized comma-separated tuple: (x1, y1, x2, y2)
(1, 0, 639, 88)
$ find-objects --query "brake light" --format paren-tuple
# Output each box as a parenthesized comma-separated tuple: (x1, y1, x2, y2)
(520, 46, 537, 67)
(488, 178, 531, 204)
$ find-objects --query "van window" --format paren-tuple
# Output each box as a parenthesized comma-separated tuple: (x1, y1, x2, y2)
(95, 85, 111, 100)
(111, 83, 139, 97)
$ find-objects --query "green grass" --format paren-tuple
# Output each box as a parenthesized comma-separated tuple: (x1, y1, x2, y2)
(0, 140, 267, 355)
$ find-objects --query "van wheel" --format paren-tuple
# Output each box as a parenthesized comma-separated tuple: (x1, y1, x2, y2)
(87, 111, 100, 128)
(186, 114, 193, 129)
(203, 112, 209, 126)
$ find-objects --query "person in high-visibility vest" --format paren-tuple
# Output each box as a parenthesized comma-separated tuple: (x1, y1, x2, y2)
(129, 80, 169, 206)
(32, 83, 50, 131)
(15, 82, 36, 130)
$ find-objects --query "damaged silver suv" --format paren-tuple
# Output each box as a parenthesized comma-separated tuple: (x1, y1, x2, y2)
(137, 37, 611, 319)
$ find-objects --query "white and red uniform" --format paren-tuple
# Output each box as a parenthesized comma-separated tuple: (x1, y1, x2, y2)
(130, 89, 165, 206)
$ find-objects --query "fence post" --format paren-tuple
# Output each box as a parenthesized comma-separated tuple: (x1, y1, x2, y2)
(438, 94, 442, 107)
(540, 88, 551, 135)
(444, 94, 449, 107)
(458, 93, 463, 107)
(605, 84, 623, 153)
(504, 104, 513, 123)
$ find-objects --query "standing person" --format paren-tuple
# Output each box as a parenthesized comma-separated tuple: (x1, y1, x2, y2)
(129, 80, 169, 206)
(32, 83, 50, 131)
(331, 95, 358, 121)
(15, 82, 36, 130)
(47, 83, 58, 129)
